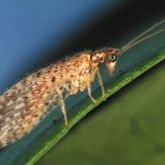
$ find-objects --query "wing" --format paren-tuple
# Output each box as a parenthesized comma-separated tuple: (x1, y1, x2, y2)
(0, 71, 56, 148)
(0, 54, 87, 148)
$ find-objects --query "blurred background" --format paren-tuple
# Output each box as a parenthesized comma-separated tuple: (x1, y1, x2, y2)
(0, 0, 164, 94)
(0, 0, 164, 164)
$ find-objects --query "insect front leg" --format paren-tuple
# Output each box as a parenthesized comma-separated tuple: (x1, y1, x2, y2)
(87, 81, 97, 104)
(86, 72, 97, 104)
(56, 91, 68, 126)
(96, 67, 105, 98)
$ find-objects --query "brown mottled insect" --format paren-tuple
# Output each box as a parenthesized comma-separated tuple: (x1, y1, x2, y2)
(0, 19, 164, 148)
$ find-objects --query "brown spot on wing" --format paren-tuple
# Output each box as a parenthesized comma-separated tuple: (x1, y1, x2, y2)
(0, 73, 57, 147)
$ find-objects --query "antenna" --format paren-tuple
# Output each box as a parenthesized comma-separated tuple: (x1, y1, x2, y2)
(121, 19, 165, 53)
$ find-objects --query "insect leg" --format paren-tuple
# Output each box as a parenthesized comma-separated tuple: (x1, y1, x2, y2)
(87, 78, 97, 104)
(96, 67, 105, 98)
(57, 91, 68, 126)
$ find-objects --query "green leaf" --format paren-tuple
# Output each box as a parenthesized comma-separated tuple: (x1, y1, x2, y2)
(27, 35, 165, 164)
(37, 55, 165, 165)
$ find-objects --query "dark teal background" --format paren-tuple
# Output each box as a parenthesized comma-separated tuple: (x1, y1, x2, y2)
(0, 0, 125, 93)
(0, 0, 164, 94)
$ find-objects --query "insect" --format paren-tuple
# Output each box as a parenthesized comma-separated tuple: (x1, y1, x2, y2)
(0, 19, 164, 148)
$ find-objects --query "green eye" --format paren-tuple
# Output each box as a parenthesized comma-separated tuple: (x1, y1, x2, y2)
(108, 54, 117, 62)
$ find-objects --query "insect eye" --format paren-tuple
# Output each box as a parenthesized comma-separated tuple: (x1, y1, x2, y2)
(108, 54, 118, 62)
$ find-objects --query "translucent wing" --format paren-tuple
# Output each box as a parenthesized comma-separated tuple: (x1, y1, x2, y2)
(0, 71, 56, 148)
